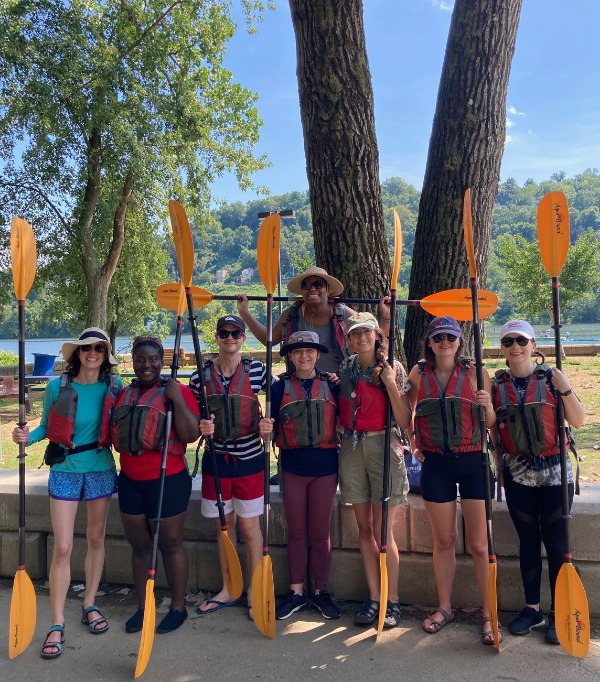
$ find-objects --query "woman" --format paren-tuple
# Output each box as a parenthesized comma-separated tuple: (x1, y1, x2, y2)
(259, 331, 341, 620)
(337, 312, 411, 629)
(236, 266, 391, 374)
(407, 316, 498, 645)
(492, 320, 585, 644)
(111, 336, 200, 635)
(12, 328, 122, 659)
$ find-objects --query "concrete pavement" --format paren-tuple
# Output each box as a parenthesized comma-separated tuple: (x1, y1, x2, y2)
(0, 580, 598, 682)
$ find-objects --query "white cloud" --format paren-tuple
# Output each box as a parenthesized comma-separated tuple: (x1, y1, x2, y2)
(506, 118, 514, 128)
(432, 0, 454, 11)
(508, 105, 526, 117)
(505, 134, 513, 144)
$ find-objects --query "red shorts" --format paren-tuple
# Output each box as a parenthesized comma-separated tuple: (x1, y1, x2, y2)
(201, 469, 263, 518)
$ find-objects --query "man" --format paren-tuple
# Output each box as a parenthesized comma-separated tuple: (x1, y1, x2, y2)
(189, 315, 269, 622)
(236, 266, 391, 374)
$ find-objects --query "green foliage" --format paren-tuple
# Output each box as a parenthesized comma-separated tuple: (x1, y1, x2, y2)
(0, 349, 18, 365)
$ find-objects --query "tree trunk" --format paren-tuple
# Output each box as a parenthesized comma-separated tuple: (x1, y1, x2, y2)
(289, 0, 390, 304)
(405, 0, 523, 367)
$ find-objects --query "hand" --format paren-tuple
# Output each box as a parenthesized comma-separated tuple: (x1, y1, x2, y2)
(412, 446, 425, 463)
(550, 368, 571, 394)
(378, 296, 391, 320)
(475, 389, 493, 414)
(12, 425, 29, 444)
(380, 360, 396, 388)
(236, 294, 250, 316)
(164, 377, 181, 401)
(259, 417, 274, 437)
(199, 414, 215, 437)
(325, 372, 340, 385)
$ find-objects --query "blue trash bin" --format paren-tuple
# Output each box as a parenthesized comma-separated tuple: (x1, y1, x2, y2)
(32, 353, 58, 376)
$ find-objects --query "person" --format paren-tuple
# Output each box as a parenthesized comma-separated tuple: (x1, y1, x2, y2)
(190, 315, 269, 622)
(236, 266, 391, 374)
(337, 312, 411, 629)
(492, 320, 585, 644)
(12, 328, 122, 659)
(406, 316, 498, 645)
(111, 336, 200, 635)
(258, 331, 341, 620)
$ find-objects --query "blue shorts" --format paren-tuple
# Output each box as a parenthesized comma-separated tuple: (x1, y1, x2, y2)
(420, 451, 495, 503)
(48, 467, 117, 502)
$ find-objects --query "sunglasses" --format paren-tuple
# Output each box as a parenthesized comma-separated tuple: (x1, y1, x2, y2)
(301, 279, 326, 290)
(501, 336, 530, 347)
(80, 344, 107, 353)
(217, 329, 244, 339)
(431, 333, 458, 344)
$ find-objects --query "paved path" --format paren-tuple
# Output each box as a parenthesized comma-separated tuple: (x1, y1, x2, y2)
(1, 581, 599, 681)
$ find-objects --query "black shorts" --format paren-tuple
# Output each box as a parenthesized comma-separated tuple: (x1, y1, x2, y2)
(420, 450, 495, 503)
(117, 469, 192, 518)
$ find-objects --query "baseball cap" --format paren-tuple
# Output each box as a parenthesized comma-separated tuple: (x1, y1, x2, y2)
(346, 312, 379, 333)
(426, 316, 462, 339)
(216, 315, 246, 332)
(500, 320, 535, 340)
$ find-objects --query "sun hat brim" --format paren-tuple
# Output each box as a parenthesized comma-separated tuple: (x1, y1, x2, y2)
(286, 267, 344, 297)
(61, 327, 118, 365)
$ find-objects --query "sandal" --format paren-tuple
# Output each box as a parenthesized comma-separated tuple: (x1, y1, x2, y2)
(81, 605, 109, 634)
(422, 608, 455, 634)
(41, 624, 65, 659)
(354, 599, 379, 626)
(481, 617, 503, 646)
(384, 601, 401, 629)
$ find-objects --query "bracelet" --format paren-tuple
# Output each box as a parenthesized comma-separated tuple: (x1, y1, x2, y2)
(560, 389, 573, 397)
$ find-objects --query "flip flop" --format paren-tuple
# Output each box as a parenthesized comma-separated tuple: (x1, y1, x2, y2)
(196, 598, 241, 615)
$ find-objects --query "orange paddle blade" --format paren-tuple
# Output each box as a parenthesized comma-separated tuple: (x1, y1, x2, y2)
(463, 189, 477, 278)
(421, 288, 498, 320)
(251, 556, 276, 639)
(488, 562, 500, 652)
(10, 217, 37, 301)
(156, 283, 213, 312)
(8, 568, 37, 659)
(555, 563, 590, 658)
(220, 530, 243, 601)
(169, 200, 195, 286)
(537, 191, 570, 277)
(376, 554, 389, 637)
(134, 579, 156, 678)
(256, 213, 281, 294)
(391, 210, 402, 289)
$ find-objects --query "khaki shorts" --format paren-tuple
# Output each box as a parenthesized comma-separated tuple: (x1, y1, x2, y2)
(339, 432, 408, 506)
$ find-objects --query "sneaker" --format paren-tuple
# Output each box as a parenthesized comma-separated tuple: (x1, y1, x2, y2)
(156, 608, 188, 634)
(354, 599, 379, 626)
(508, 607, 545, 635)
(545, 611, 560, 645)
(313, 590, 341, 619)
(276, 591, 307, 620)
(125, 608, 144, 633)
(383, 600, 401, 629)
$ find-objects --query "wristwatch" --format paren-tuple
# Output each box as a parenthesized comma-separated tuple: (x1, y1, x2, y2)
(559, 389, 573, 397)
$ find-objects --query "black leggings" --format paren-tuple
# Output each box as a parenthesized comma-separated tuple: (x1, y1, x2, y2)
(503, 470, 574, 609)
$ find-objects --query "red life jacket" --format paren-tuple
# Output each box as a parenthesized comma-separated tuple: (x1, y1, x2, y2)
(339, 358, 388, 432)
(275, 374, 338, 450)
(414, 360, 481, 454)
(204, 358, 261, 440)
(283, 301, 349, 360)
(110, 380, 185, 456)
(492, 368, 566, 457)
(46, 373, 119, 450)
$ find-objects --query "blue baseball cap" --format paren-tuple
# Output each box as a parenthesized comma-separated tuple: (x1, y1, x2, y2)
(426, 316, 462, 339)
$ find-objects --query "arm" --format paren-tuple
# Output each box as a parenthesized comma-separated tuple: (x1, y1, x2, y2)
(406, 365, 422, 461)
(165, 381, 201, 443)
(550, 367, 585, 428)
(380, 361, 411, 431)
(236, 294, 285, 345)
(23, 378, 60, 445)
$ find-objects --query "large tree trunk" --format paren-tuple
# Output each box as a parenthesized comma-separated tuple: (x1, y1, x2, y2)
(289, 0, 389, 303)
(405, 0, 523, 367)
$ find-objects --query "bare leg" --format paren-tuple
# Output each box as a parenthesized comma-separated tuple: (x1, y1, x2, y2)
(372, 504, 400, 603)
(352, 502, 380, 601)
(158, 512, 189, 611)
(120, 512, 153, 608)
(461, 499, 490, 615)
(238, 515, 263, 614)
(82, 496, 111, 626)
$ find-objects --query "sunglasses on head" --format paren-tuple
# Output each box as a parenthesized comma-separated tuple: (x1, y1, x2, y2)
(431, 333, 458, 344)
(501, 336, 530, 347)
(80, 344, 107, 353)
(217, 329, 244, 339)
(301, 279, 326, 290)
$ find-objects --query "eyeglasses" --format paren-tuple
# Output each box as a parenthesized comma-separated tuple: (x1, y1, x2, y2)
(431, 333, 458, 344)
(217, 329, 244, 339)
(80, 344, 107, 353)
(301, 279, 326, 290)
(501, 336, 530, 347)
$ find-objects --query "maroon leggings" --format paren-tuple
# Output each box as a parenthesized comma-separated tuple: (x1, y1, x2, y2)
(281, 471, 338, 590)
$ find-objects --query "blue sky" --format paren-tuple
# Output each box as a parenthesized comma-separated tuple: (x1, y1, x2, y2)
(211, 1, 599, 203)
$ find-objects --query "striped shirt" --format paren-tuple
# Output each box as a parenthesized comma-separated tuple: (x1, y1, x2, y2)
(189, 358, 269, 461)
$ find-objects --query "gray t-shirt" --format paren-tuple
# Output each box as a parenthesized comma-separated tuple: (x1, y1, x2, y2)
(296, 312, 345, 374)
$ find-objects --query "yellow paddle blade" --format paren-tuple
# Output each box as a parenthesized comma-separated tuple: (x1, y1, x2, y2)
(256, 213, 281, 294)
(537, 191, 570, 278)
(220, 530, 243, 601)
(251, 556, 276, 639)
(156, 283, 213, 312)
(463, 189, 477, 278)
(488, 562, 500, 652)
(169, 200, 195, 286)
(555, 563, 590, 658)
(376, 554, 389, 637)
(10, 217, 37, 301)
(421, 288, 498, 320)
(391, 210, 402, 289)
(8, 568, 37, 659)
(134, 580, 156, 679)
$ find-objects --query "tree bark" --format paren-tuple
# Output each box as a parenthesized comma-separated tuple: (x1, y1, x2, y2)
(289, 0, 390, 303)
(405, 0, 523, 367)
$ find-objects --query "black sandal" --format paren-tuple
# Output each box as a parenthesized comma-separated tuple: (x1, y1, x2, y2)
(354, 599, 379, 626)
